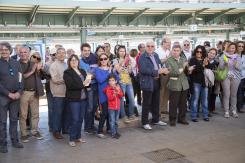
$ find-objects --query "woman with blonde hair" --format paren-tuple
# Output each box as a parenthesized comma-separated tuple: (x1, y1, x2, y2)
(219, 42, 242, 118)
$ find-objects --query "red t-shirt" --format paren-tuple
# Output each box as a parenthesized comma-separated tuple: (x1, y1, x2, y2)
(104, 85, 124, 110)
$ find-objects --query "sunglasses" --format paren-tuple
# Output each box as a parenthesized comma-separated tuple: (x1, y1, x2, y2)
(32, 55, 41, 61)
(196, 51, 202, 54)
(184, 44, 190, 46)
(100, 57, 108, 61)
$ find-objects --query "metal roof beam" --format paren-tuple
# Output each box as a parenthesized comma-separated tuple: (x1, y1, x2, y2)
(182, 8, 209, 23)
(98, 7, 116, 26)
(207, 8, 235, 23)
(28, 5, 39, 26)
(234, 12, 245, 21)
(128, 8, 149, 25)
(155, 8, 180, 25)
(66, 6, 79, 26)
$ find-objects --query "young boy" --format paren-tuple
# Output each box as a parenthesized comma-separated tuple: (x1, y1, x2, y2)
(104, 74, 124, 139)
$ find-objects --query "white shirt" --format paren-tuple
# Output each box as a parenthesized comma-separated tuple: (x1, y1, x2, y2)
(182, 50, 192, 60)
(155, 47, 170, 60)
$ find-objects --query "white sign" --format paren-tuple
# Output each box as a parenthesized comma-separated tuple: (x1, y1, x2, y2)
(189, 24, 198, 32)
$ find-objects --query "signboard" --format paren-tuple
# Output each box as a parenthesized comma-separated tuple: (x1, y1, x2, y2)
(189, 24, 198, 32)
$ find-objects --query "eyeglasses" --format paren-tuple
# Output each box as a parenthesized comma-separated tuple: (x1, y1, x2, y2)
(147, 45, 155, 48)
(184, 44, 190, 46)
(196, 51, 202, 54)
(100, 58, 108, 61)
(32, 55, 41, 61)
(0, 48, 10, 51)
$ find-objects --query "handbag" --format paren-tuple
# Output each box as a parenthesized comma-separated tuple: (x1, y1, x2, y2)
(215, 67, 228, 81)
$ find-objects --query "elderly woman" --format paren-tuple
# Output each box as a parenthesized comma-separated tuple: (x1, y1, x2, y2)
(166, 45, 189, 126)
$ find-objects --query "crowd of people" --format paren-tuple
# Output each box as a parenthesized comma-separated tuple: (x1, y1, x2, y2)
(0, 38, 244, 153)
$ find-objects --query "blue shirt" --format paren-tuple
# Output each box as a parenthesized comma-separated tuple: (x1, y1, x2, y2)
(149, 54, 159, 70)
(95, 67, 119, 104)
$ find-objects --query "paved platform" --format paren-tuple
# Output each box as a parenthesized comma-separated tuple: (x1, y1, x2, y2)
(0, 100, 245, 163)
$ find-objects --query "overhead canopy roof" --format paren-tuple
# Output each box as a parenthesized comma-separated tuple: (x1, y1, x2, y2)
(0, 0, 244, 34)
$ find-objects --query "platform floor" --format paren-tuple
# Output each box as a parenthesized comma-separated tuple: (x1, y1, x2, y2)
(0, 99, 245, 163)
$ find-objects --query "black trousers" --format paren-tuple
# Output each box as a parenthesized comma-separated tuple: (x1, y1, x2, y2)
(208, 86, 216, 112)
(131, 75, 142, 105)
(169, 90, 188, 122)
(142, 79, 160, 125)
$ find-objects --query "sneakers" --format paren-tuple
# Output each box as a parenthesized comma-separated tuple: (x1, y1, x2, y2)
(0, 146, 8, 153)
(69, 141, 76, 147)
(153, 121, 167, 126)
(33, 131, 44, 140)
(224, 112, 230, 118)
(97, 133, 106, 139)
(123, 117, 131, 124)
(21, 135, 30, 143)
(143, 124, 152, 130)
(232, 111, 238, 118)
(203, 118, 210, 122)
(12, 142, 24, 148)
(84, 129, 95, 135)
(75, 138, 86, 143)
(128, 115, 139, 121)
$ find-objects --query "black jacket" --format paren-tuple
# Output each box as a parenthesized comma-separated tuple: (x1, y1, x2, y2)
(63, 68, 87, 101)
(189, 57, 205, 86)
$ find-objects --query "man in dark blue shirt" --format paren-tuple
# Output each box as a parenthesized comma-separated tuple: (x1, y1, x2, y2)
(0, 42, 24, 153)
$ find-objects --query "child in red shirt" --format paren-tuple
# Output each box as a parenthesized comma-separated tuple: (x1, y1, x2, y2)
(104, 74, 123, 139)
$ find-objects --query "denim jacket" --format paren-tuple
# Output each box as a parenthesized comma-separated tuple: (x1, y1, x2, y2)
(138, 52, 161, 91)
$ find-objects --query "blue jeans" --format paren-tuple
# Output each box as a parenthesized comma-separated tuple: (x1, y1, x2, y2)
(119, 83, 135, 118)
(69, 100, 86, 141)
(108, 109, 120, 136)
(0, 96, 20, 146)
(97, 102, 110, 134)
(62, 100, 71, 134)
(237, 78, 245, 111)
(191, 83, 209, 119)
(46, 92, 54, 130)
(52, 97, 65, 133)
(85, 85, 98, 131)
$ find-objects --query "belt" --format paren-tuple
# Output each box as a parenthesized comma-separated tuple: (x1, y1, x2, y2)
(24, 88, 35, 91)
